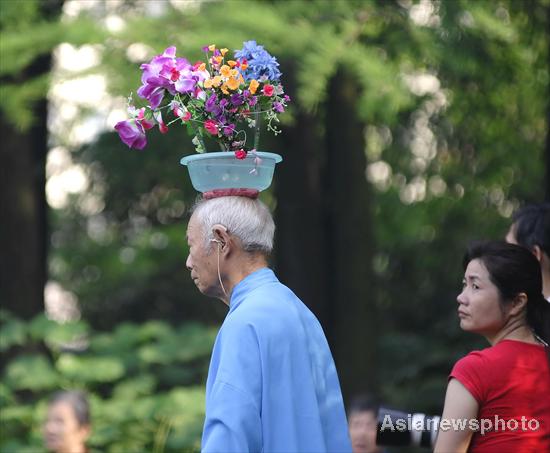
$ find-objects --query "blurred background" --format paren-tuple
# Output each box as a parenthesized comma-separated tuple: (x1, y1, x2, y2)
(1, 0, 548, 451)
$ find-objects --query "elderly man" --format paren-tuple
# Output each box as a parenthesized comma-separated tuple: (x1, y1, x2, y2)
(186, 195, 351, 453)
(505, 202, 550, 301)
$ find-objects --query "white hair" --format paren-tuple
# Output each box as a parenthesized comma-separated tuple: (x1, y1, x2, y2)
(191, 196, 275, 255)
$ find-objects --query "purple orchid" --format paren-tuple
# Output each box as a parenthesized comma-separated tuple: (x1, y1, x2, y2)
(205, 93, 222, 117)
(273, 101, 285, 113)
(174, 68, 198, 93)
(230, 93, 244, 106)
(115, 119, 147, 150)
(138, 47, 195, 108)
(223, 124, 236, 136)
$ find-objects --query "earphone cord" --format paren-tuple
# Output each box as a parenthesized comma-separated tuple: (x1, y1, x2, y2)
(217, 242, 227, 297)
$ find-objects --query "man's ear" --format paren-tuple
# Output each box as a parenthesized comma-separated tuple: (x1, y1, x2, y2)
(212, 224, 229, 250)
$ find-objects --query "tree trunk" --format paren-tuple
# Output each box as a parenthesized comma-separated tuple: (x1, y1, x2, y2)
(274, 83, 331, 328)
(0, 0, 63, 318)
(324, 68, 378, 402)
(0, 82, 49, 319)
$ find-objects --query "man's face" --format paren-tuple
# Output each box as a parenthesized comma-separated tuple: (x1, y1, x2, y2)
(349, 410, 380, 453)
(186, 214, 219, 297)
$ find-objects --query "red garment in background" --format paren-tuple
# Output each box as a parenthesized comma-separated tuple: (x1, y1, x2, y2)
(450, 340, 550, 453)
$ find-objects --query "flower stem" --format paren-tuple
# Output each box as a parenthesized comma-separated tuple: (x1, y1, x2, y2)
(188, 121, 207, 152)
(253, 105, 261, 150)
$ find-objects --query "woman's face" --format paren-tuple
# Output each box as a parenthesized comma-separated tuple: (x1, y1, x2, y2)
(43, 401, 89, 453)
(456, 258, 509, 338)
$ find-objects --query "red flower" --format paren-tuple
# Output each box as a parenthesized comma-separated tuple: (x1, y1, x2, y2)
(204, 119, 219, 135)
(234, 149, 247, 159)
(159, 122, 168, 134)
(262, 84, 274, 96)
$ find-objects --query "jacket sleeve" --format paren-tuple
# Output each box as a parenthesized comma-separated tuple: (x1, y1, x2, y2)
(202, 380, 262, 453)
(202, 320, 263, 453)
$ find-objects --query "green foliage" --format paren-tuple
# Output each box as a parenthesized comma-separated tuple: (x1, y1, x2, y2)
(0, 0, 108, 130)
(0, 311, 215, 452)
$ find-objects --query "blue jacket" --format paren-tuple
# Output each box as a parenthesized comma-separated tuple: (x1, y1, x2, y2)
(202, 267, 351, 452)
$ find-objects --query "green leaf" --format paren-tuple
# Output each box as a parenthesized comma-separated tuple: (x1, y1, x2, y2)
(56, 354, 125, 383)
(0, 316, 27, 351)
(5, 355, 59, 391)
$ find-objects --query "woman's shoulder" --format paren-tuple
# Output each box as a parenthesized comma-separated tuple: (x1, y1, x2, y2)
(456, 340, 544, 370)
(453, 348, 488, 371)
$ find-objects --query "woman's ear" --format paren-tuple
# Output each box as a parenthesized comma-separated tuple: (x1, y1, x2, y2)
(532, 245, 543, 263)
(509, 292, 528, 316)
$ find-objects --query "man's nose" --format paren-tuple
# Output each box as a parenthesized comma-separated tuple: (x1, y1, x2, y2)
(186, 254, 192, 270)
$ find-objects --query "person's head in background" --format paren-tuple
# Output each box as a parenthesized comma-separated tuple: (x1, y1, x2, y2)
(348, 394, 382, 453)
(505, 202, 550, 300)
(43, 390, 90, 453)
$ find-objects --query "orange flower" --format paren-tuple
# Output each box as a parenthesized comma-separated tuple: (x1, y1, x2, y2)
(226, 77, 240, 90)
(203, 79, 213, 89)
(220, 83, 229, 95)
(220, 65, 231, 77)
(198, 63, 206, 71)
(214, 56, 223, 64)
(212, 76, 223, 87)
(220, 48, 228, 56)
(249, 79, 259, 94)
(240, 61, 248, 70)
(208, 44, 216, 52)
(227, 60, 237, 68)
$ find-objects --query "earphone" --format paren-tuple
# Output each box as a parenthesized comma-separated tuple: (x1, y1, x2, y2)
(210, 237, 227, 296)
(210, 238, 223, 248)
(210, 225, 226, 248)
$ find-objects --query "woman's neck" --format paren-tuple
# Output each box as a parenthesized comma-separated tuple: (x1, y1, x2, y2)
(486, 321, 536, 346)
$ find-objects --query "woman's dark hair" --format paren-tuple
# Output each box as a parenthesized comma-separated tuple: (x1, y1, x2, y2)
(511, 203, 550, 256)
(49, 390, 90, 426)
(463, 240, 550, 365)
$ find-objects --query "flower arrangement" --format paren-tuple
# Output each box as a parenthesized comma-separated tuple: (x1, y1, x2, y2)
(115, 41, 290, 159)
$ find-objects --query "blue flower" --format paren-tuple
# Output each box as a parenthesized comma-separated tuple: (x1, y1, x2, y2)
(235, 40, 281, 82)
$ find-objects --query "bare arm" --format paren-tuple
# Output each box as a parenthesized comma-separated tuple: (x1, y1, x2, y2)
(434, 378, 479, 453)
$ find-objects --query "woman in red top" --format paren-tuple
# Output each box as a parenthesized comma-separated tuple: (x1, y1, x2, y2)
(434, 241, 550, 453)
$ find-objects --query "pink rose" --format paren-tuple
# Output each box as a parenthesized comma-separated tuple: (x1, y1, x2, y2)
(234, 149, 247, 159)
(262, 84, 274, 96)
(204, 119, 218, 135)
